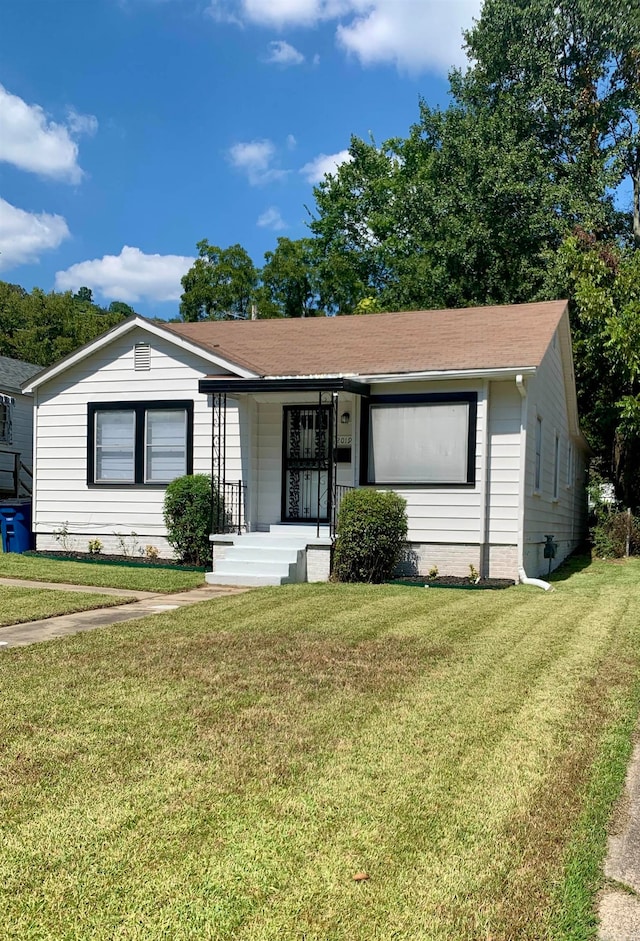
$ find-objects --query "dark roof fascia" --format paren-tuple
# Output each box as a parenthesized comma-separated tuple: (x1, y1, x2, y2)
(198, 377, 371, 396)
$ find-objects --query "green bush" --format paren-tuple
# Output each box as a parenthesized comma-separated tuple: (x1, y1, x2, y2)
(591, 509, 640, 559)
(332, 489, 408, 583)
(163, 474, 220, 566)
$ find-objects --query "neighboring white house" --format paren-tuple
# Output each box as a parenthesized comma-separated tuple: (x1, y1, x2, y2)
(0, 354, 40, 498)
(23, 300, 589, 583)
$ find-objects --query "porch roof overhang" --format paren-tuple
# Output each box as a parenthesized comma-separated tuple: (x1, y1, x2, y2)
(198, 376, 371, 396)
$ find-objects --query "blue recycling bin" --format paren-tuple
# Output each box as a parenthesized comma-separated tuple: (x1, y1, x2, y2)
(0, 500, 33, 553)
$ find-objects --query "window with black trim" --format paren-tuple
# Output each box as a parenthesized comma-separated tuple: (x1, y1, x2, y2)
(87, 401, 193, 485)
(0, 395, 13, 444)
(360, 392, 477, 486)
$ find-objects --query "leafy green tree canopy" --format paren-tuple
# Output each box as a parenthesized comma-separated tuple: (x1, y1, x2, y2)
(180, 240, 258, 321)
(259, 237, 321, 318)
(0, 281, 129, 367)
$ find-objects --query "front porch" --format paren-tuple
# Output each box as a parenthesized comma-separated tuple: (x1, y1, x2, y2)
(199, 377, 368, 586)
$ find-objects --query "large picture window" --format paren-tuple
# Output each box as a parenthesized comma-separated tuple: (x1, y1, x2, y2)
(88, 401, 193, 486)
(360, 393, 477, 486)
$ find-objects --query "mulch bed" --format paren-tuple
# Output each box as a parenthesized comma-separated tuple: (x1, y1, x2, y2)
(25, 551, 204, 571)
(390, 575, 515, 590)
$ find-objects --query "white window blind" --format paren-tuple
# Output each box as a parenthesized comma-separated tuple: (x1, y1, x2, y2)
(145, 409, 187, 482)
(369, 402, 469, 484)
(95, 410, 135, 481)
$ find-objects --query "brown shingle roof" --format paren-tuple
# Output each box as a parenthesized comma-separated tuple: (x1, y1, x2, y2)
(166, 300, 568, 378)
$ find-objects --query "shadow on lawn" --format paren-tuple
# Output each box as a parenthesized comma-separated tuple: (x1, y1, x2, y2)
(548, 550, 594, 583)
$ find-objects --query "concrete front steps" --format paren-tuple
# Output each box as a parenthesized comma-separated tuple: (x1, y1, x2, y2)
(206, 524, 331, 587)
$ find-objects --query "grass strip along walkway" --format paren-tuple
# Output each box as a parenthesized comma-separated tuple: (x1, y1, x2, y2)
(0, 584, 134, 627)
(1, 556, 639, 939)
(0, 552, 205, 592)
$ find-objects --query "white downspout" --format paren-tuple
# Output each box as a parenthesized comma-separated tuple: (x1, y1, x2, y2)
(478, 380, 490, 577)
(515, 373, 552, 591)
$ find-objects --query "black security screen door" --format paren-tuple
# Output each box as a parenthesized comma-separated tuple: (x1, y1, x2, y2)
(282, 405, 332, 522)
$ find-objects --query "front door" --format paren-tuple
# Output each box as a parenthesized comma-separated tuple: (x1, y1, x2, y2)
(282, 405, 332, 522)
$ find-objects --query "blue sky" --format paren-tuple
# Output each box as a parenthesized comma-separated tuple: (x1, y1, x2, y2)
(0, 0, 481, 319)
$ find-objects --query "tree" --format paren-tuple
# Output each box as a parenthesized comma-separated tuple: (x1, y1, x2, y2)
(309, 135, 403, 314)
(180, 240, 258, 321)
(0, 281, 129, 366)
(460, 0, 638, 241)
(73, 286, 93, 305)
(108, 301, 137, 318)
(558, 233, 640, 507)
(308, 1, 640, 314)
(259, 237, 321, 317)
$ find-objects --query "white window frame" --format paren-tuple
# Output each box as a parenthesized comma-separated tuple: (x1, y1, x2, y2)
(94, 409, 136, 483)
(566, 440, 573, 488)
(553, 431, 560, 501)
(144, 408, 188, 484)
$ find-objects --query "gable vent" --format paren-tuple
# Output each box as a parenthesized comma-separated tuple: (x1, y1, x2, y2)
(134, 343, 151, 371)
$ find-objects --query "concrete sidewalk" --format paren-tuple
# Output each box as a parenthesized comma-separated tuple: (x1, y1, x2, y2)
(599, 741, 640, 940)
(0, 578, 248, 648)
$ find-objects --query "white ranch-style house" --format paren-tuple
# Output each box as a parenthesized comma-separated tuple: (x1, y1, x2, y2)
(23, 300, 588, 585)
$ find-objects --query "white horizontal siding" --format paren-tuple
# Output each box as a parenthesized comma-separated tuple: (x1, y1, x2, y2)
(523, 332, 588, 576)
(33, 326, 241, 544)
(487, 381, 521, 544)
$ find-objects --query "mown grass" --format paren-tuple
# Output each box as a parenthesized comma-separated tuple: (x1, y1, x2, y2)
(0, 585, 134, 626)
(1, 556, 639, 940)
(0, 552, 205, 591)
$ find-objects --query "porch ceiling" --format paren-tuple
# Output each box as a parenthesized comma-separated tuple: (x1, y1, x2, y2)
(198, 377, 371, 396)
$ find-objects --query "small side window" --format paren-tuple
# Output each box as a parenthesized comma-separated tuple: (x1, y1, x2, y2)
(534, 416, 542, 493)
(566, 440, 573, 488)
(553, 433, 560, 500)
(0, 396, 13, 445)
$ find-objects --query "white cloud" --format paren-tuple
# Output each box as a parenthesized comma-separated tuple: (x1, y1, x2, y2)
(286, 133, 297, 150)
(66, 108, 98, 137)
(337, 1, 482, 73)
(300, 149, 352, 184)
(206, 0, 245, 25)
(208, 0, 481, 72)
(238, 0, 349, 27)
(265, 40, 305, 65)
(228, 139, 287, 184)
(0, 198, 70, 270)
(54, 246, 196, 303)
(257, 206, 288, 230)
(0, 85, 97, 183)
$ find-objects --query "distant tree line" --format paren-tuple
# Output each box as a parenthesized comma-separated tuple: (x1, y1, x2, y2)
(0, 283, 136, 366)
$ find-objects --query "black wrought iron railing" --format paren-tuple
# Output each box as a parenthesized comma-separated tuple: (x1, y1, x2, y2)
(212, 480, 246, 535)
(331, 484, 355, 538)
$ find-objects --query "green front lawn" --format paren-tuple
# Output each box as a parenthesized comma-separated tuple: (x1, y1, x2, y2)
(0, 552, 205, 592)
(1, 557, 639, 940)
(0, 585, 134, 626)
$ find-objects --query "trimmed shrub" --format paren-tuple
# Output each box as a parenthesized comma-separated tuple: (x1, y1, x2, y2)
(333, 489, 408, 583)
(163, 474, 220, 566)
